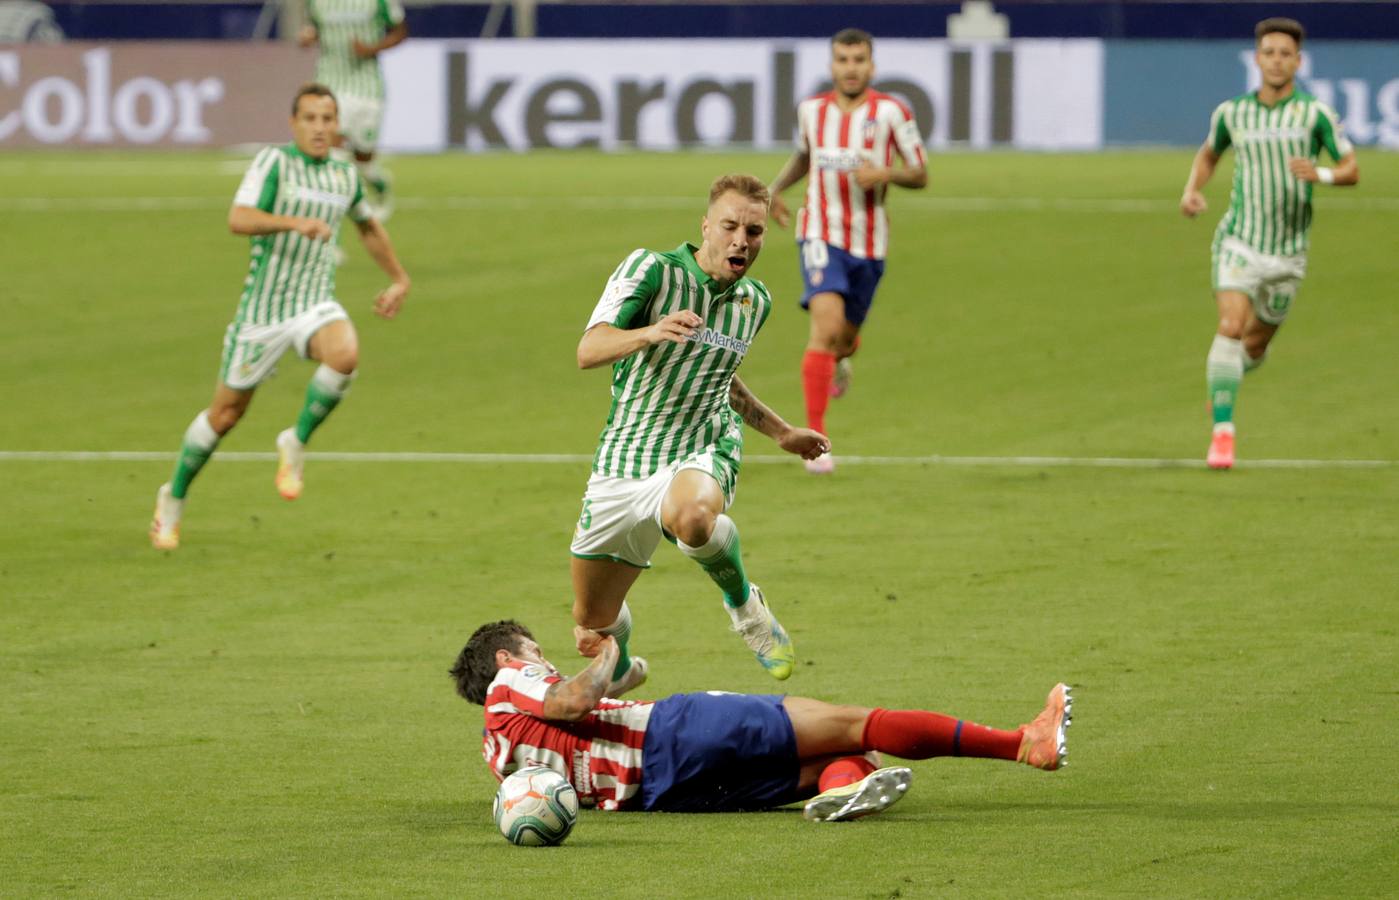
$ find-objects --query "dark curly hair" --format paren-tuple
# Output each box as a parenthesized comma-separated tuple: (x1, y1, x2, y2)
(450, 620, 534, 705)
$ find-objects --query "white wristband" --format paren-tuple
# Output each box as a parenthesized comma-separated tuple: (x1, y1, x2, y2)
(1316, 167, 1335, 185)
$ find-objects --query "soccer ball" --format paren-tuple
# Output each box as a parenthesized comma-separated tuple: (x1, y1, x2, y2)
(493, 766, 579, 847)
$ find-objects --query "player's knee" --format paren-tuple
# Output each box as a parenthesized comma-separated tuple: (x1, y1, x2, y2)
(1216, 318, 1246, 340)
(670, 501, 717, 547)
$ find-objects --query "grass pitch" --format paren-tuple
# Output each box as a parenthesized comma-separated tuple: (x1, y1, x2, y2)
(2, 150, 1396, 897)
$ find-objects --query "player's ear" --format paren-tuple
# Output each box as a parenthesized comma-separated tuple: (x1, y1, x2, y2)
(495, 648, 512, 668)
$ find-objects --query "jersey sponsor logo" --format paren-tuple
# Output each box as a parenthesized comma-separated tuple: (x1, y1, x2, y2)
(1235, 127, 1309, 142)
(687, 328, 750, 355)
(812, 147, 868, 172)
(291, 185, 352, 210)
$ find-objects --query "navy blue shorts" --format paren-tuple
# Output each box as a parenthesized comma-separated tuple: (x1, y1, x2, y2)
(798, 240, 886, 327)
(639, 692, 800, 812)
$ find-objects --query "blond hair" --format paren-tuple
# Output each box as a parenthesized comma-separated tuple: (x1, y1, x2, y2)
(708, 173, 770, 208)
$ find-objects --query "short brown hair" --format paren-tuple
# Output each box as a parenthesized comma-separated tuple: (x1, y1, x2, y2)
(291, 83, 338, 116)
(449, 620, 534, 705)
(708, 173, 770, 208)
(833, 27, 873, 51)
(1255, 17, 1304, 47)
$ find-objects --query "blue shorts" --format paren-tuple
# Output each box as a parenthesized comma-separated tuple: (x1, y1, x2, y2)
(798, 240, 886, 327)
(639, 692, 800, 812)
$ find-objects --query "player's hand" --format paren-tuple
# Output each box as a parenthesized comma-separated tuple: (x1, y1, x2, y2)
(769, 193, 791, 228)
(1288, 158, 1320, 182)
(296, 25, 317, 47)
(295, 218, 333, 241)
(373, 281, 408, 319)
(574, 627, 615, 658)
(1179, 190, 1208, 218)
(647, 310, 701, 346)
(777, 426, 831, 460)
(351, 38, 377, 59)
(854, 163, 890, 191)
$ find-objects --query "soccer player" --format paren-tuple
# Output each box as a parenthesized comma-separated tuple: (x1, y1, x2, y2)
(298, 0, 407, 217)
(571, 174, 830, 691)
(1180, 17, 1358, 469)
(149, 84, 411, 550)
(452, 621, 1072, 819)
(768, 28, 928, 474)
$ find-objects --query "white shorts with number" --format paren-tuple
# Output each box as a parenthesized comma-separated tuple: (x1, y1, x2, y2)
(219, 300, 349, 390)
(338, 94, 385, 155)
(570, 451, 737, 569)
(1213, 235, 1307, 326)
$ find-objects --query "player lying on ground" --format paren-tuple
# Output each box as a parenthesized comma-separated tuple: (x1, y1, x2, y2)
(768, 28, 927, 474)
(570, 174, 830, 691)
(150, 83, 411, 550)
(1179, 17, 1357, 470)
(452, 620, 1071, 821)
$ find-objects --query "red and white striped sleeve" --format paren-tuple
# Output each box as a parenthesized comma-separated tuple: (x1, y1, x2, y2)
(888, 99, 927, 169)
(485, 663, 557, 719)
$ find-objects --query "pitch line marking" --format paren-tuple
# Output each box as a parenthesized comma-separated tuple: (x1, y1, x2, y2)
(0, 450, 1393, 470)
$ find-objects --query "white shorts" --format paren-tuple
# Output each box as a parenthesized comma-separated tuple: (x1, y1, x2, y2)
(570, 450, 737, 569)
(337, 94, 384, 155)
(219, 300, 349, 390)
(1213, 235, 1307, 326)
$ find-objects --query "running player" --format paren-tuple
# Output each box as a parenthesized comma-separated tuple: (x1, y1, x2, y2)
(1180, 17, 1358, 469)
(571, 174, 829, 692)
(768, 28, 928, 474)
(452, 620, 1072, 819)
(149, 84, 411, 550)
(299, 0, 407, 217)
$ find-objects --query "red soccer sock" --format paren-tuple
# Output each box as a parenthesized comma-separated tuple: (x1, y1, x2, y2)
(818, 756, 876, 792)
(861, 708, 1022, 761)
(802, 350, 836, 433)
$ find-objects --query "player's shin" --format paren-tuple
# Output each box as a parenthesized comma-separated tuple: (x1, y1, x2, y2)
(860, 709, 1022, 761)
(677, 513, 750, 608)
(1206, 335, 1244, 429)
(170, 411, 220, 499)
(295, 364, 355, 444)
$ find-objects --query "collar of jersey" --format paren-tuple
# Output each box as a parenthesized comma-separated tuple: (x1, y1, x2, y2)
(677, 242, 740, 297)
(284, 143, 330, 166)
(1251, 89, 1299, 110)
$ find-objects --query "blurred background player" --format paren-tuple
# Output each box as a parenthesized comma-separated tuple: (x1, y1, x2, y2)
(1180, 17, 1358, 470)
(149, 84, 411, 550)
(299, 0, 408, 219)
(451, 620, 1071, 819)
(768, 28, 927, 474)
(571, 174, 830, 692)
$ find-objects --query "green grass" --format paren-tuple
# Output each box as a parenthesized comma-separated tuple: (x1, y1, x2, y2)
(1, 150, 1396, 897)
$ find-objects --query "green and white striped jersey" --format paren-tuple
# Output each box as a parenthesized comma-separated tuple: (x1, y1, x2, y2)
(308, 0, 405, 101)
(231, 144, 373, 324)
(1208, 90, 1352, 256)
(587, 244, 774, 481)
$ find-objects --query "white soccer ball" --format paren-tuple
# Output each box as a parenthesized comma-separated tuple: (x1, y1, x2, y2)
(493, 766, 579, 847)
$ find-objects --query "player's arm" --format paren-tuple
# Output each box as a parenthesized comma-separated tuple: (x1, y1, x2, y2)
(729, 375, 830, 460)
(540, 637, 619, 721)
(854, 162, 928, 191)
(1180, 142, 1221, 218)
(767, 149, 810, 228)
(354, 218, 411, 319)
(577, 311, 701, 369)
(228, 205, 330, 241)
(856, 110, 928, 191)
(1288, 150, 1359, 187)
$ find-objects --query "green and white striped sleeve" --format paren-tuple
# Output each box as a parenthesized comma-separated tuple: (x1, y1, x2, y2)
(1207, 101, 1232, 154)
(347, 168, 374, 222)
(586, 250, 662, 330)
(232, 147, 280, 211)
(377, 0, 404, 28)
(1313, 102, 1353, 161)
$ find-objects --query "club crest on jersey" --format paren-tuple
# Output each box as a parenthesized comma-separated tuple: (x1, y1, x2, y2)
(862, 121, 877, 143)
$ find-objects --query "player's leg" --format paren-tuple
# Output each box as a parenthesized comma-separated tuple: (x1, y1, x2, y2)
(570, 557, 649, 694)
(152, 384, 256, 549)
(343, 96, 393, 219)
(276, 316, 358, 500)
(661, 468, 793, 679)
(1206, 291, 1252, 469)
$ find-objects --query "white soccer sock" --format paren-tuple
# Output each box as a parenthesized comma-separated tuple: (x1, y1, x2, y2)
(311, 363, 355, 396)
(597, 602, 632, 640)
(676, 513, 738, 564)
(186, 410, 220, 449)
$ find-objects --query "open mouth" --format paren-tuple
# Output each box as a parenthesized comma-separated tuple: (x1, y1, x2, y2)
(726, 255, 747, 272)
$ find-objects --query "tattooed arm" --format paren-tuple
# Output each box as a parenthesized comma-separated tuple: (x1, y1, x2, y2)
(541, 636, 620, 721)
(729, 375, 831, 460)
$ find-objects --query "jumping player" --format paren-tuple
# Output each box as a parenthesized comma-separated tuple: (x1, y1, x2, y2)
(1180, 17, 1358, 469)
(768, 28, 928, 474)
(452, 620, 1072, 820)
(149, 84, 410, 550)
(571, 174, 830, 692)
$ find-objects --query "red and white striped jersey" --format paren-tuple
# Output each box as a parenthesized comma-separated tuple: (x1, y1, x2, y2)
(481, 660, 655, 811)
(795, 90, 927, 260)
